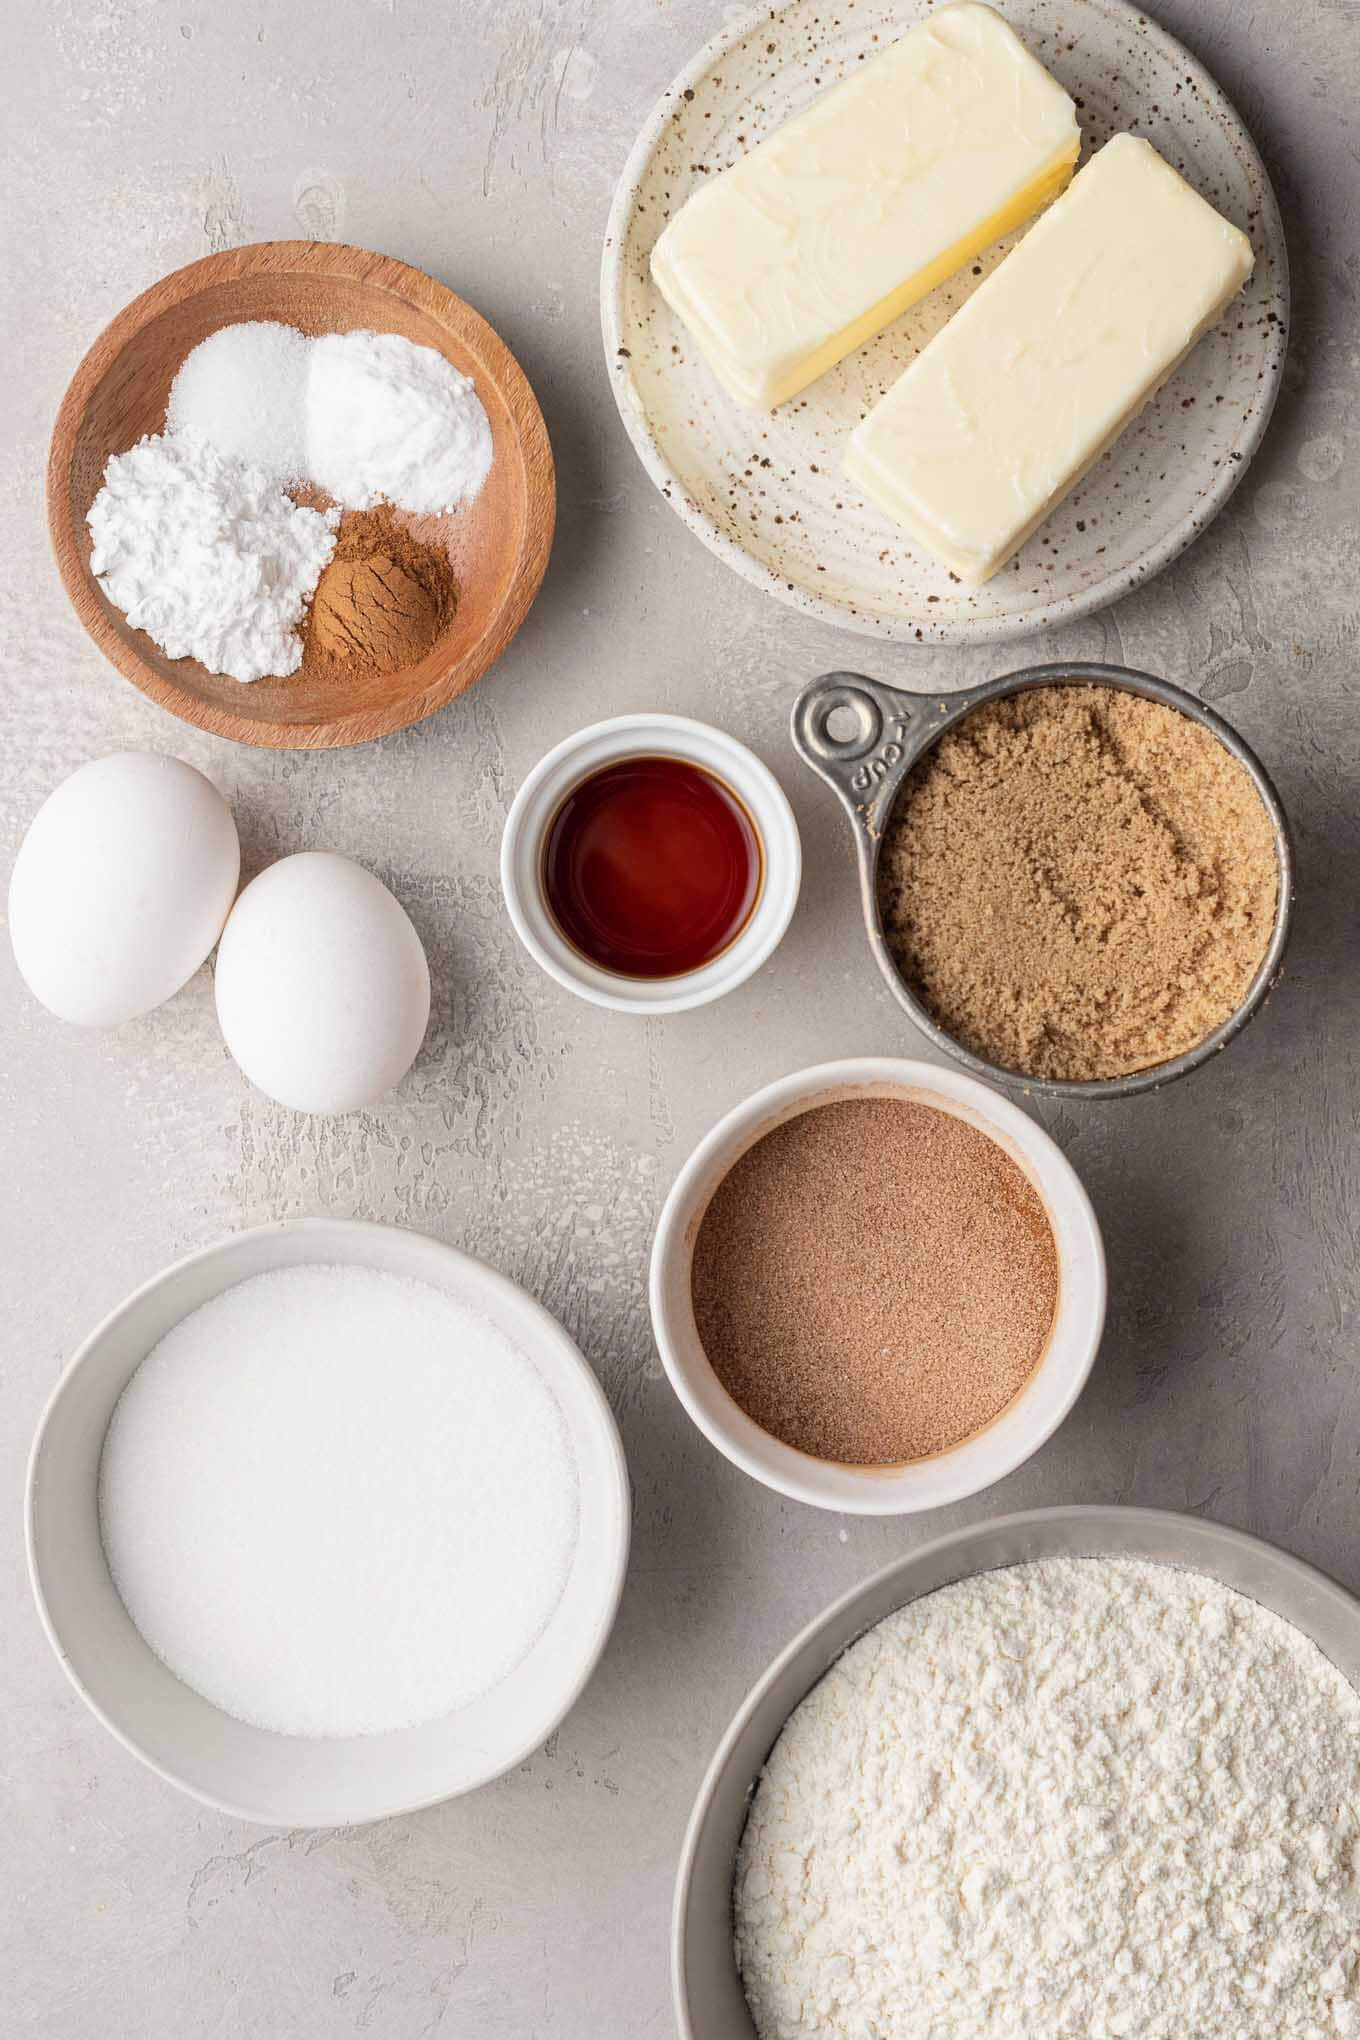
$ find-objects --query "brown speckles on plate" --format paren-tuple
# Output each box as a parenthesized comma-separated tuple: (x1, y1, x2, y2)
(601, 0, 1287, 644)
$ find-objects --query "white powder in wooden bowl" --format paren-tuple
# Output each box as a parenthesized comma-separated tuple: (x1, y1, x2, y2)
(87, 433, 339, 682)
(735, 1557, 1360, 2038)
(167, 320, 311, 484)
(305, 329, 494, 515)
(88, 322, 494, 682)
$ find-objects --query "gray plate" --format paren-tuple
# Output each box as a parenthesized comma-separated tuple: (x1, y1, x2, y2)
(672, 1505, 1360, 2039)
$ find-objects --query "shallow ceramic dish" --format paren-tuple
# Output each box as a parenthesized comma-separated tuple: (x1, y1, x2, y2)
(672, 1503, 1360, 2039)
(26, 1218, 629, 1828)
(793, 662, 1295, 1099)
(501, 713, 801, 1014)
(603, 0, 1288, 644)
(48, 242, 555, 749)
(650, 1059, 1105, 1512)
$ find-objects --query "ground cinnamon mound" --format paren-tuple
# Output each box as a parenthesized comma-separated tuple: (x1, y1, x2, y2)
(690, 1097, 1058, 1467)
(877, 684, 1278, 1083)
(307, 506, 455, 675)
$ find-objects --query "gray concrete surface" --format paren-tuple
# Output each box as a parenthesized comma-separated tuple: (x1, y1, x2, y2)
(2, 1, 1358, 2033)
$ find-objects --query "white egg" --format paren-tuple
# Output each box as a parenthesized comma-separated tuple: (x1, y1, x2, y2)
(8, 752, 240, 1026)
(214, 852, 430, 1114)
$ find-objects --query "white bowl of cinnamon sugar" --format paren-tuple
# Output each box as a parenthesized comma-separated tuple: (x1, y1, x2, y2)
(650, 1059, 1104, 1514)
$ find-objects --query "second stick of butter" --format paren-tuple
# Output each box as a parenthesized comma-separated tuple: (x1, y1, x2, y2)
(649, 2, 1079, 410)
(843, 135, 1256, 581)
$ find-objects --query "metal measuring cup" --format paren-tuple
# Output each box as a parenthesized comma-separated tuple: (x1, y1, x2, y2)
(791, 661, 1295, 1101)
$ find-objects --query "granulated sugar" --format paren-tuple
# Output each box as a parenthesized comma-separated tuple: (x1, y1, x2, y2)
(690, 1097, 1058, 1466)
(167, 320, 311, 484)
(99, 1264, 579, 1738)
(735, 1557, 1360, 2039)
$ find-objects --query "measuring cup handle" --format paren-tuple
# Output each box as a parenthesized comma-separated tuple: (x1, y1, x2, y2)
(790, 671, 927, 835)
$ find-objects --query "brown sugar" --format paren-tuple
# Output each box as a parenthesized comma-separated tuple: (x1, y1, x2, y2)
(307, 506, 455, 676)
(877, 684, 1279, 1083)
(689, 1097, 1059, 1467)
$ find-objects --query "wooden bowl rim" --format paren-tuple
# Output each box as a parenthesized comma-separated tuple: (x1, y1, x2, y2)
(47, 240, 556, 750)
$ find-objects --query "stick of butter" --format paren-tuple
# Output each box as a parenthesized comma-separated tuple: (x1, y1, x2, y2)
(844, 134, 1256, 582)
(649, 2, 1078, 410)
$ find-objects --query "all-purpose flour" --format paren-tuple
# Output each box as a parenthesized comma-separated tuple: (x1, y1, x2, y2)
(735, 1557, 1360, 2039)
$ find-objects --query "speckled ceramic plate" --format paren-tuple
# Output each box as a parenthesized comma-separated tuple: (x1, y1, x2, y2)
(602, 0, 1289, 645)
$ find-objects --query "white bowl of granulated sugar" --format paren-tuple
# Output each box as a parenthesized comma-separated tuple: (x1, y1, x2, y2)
(26, 1219, 629, 1828)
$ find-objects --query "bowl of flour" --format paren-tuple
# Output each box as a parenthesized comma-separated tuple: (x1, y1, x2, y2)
(674, 1506, 1360, 2039)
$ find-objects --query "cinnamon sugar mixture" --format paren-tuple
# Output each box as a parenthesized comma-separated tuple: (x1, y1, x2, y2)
(690, 1097, 1058, 1466)
(878, 684, 1278, 1082)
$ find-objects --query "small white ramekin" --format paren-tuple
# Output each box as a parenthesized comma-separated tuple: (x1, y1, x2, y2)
(500, 713, 801, 1014)
(650, 1059, 1106, 1515)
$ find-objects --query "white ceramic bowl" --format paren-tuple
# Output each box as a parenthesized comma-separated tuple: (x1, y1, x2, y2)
(25, 1218, 631, 1828)
(672, 1505, 1360, 2038)
(500, 713, 801, 1014)
(650, 1059, 1105, 1514)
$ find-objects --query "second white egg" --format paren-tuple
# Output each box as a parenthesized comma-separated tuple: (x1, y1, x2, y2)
(214, 852, 430, 1114)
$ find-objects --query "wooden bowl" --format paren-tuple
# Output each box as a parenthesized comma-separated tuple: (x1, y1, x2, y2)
(48, 242, 555, 749)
